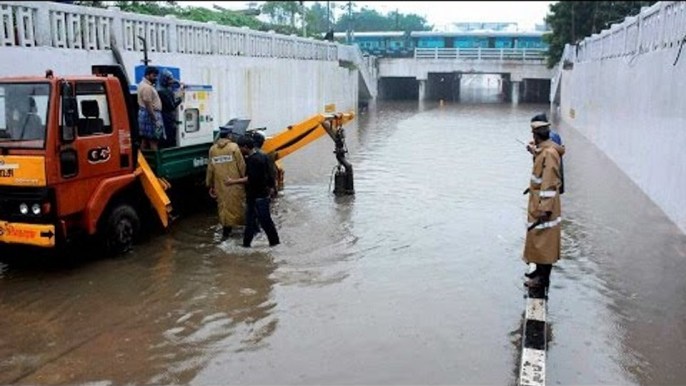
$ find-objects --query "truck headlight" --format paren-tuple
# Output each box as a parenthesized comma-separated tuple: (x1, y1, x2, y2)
(32, 204, 41, 216)
(19, 203, 29, 215)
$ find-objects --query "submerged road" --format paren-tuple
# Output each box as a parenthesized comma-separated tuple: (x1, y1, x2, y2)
(1, 90, 686, 384)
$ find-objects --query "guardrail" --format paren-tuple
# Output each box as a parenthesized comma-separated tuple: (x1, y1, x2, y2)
(414, 48, 546, 62)
(575, 1, 686, 62)
(0, 1, 338, 61)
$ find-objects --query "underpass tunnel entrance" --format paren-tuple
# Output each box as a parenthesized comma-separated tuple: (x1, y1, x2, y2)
(521, 78, 551, 103)
(426, 73, 461, 102)
(379, 77, 419, 100)
(459, 73, 506, 103)
(379, 74, 551, 104)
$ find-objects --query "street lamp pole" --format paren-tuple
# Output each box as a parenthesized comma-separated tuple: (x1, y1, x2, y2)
(300, 1, 307, 38)
(346, 1, 352, 44)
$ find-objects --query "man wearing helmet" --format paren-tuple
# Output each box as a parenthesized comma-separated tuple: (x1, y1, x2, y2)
(523, 115, 566, 288)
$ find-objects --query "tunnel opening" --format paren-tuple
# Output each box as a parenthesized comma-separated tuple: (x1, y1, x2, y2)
(426, 73, 461, 102)
(521, 78, 551, 103)
(459, 74, 506, 103)
(379, 77, 419, 100)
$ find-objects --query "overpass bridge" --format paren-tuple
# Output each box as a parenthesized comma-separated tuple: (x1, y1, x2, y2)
(378, 48, 553, 103)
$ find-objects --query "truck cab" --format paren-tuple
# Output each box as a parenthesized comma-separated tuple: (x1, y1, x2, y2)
(0, 66, 169, 254)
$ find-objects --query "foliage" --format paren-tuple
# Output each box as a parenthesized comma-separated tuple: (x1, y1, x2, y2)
(544, 1, 656, 68)
(71, 1, 431, 41)
(335, 5, 432, 33)
(261, 1, 302, 28)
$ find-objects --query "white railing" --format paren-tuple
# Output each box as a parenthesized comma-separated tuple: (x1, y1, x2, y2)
(575, 1, 686, 63)
(0, 1, 338, 61)
(414, 47, 546, 62)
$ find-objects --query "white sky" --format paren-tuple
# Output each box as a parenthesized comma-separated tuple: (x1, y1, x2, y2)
(177, 1, 555, 31)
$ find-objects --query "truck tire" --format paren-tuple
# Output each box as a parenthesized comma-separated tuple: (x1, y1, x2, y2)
(102, 204, 140, 256)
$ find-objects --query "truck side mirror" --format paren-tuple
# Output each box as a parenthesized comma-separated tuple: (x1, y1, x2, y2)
(60, 81, 78, 143)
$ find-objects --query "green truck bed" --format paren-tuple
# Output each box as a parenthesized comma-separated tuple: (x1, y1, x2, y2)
(142, 142, 213, 182)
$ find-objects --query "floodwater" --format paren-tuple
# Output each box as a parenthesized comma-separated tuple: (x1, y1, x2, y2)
(1, 88, 686, 385)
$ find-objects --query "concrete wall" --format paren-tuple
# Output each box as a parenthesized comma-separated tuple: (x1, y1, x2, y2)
(558, 2, 686, 233)
(0, 46, 357, 136)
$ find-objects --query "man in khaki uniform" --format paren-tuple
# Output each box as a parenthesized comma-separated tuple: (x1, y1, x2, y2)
(206, 128, 246, 239)
(523, 118, 566, 288)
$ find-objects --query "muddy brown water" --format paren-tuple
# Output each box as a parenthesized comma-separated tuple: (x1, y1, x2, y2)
(2, 89, 686, 385)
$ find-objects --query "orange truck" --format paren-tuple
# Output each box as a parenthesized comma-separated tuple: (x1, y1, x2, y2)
(0, 65, 355, 255)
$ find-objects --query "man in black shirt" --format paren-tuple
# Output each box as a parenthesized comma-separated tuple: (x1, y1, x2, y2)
(225, 136, 280, 247)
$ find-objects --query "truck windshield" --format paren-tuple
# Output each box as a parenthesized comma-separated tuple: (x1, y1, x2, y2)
(0, 83, 50, 149)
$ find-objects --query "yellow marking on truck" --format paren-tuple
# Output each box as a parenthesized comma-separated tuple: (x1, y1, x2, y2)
(0, 221, 55, 248)
(0, 156, 46, 187)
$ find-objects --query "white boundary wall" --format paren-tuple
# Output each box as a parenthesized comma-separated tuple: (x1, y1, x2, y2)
(0, 1, 359, 133)
(558, 1, 686, 233)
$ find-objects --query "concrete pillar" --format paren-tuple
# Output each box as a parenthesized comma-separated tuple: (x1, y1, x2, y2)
(418, 79, 427, 100)
(453, 73, 461, 102)
(511, 81, 521, 105)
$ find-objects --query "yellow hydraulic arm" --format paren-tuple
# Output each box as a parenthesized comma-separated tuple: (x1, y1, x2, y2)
(260, 112, 356, 196)
(261, 112, 355, 160)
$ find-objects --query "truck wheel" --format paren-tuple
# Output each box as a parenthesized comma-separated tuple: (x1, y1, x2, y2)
(103, 204, 140, 256)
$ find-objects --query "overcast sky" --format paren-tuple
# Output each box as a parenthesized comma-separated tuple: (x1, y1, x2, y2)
(177, 1, 555, 31)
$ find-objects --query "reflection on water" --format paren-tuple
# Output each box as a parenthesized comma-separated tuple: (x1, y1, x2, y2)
(547, 119, 686, 385)
(460, 74, 506, 104)
(1, 92, 686, 384)
(0, 221, 277, 384)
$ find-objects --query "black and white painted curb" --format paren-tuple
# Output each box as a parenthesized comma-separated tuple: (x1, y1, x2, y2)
(519, 268, 547, 386)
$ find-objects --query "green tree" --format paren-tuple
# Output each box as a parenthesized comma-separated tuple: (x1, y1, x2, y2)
(72, 1, 107, 7)
(335, 6, 431, 32)
(261, 1, 301, 28)
(72, 1, 265, 31)
(113, 1, 178, 16)
(544, 1, 656, 68)
(306, 2, 331, 36)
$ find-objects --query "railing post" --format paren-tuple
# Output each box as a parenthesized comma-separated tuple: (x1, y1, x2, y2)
(456, 47, 460, 60)
(523, 49, 526, 61)
(434, 46, 438, 59)
(269, 30, 276, 58)
(164, 14, 178, 53)
(34, 2, 51, 46)
(207, 21, 218, 54)
(657, 2, 666, 50)
(636, 8, 645, 54)
(500, 48, 503, 61)
(414, 48, 417, 59)
(478, 46, 481, 61)
(107, 6, 124, 51)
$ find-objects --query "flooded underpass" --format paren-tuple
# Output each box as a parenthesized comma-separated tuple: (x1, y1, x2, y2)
(2, 91, 686, 385)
